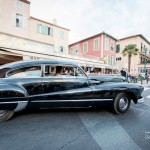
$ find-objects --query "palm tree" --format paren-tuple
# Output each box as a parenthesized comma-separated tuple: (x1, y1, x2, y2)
(122, 44, 139, 72)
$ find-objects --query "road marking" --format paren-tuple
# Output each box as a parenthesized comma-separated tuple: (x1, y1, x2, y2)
(146, 95, 150, 99)
(79, 112, 142, 150)
(144, 87, 150, 91)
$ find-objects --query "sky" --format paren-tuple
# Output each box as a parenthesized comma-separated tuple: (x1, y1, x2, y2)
(30, 0, 150, 44)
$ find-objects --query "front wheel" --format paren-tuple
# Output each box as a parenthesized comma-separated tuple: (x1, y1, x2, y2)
(0, 110, 14, 122)
(113, 93, 131, 114)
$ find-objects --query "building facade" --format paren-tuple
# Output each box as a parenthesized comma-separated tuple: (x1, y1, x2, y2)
(0, 0, 107, 69)
(0, 0, 69, 64)
(116, 34, 150, 75)
(69, 32, 117, 73)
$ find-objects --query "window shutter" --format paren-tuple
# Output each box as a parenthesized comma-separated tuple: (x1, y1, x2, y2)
(36, 24, 39, 33)
(108, 56, 111, 65)
(42, 26, 45, 34)
(45, 26, 48, 35)
(51, 28, 53, 36)
(114, 58, 116, 65)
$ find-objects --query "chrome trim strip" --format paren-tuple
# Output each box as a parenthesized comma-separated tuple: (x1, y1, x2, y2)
(14, 101, 28, 112)
(0, 101, 18, 104)
(0, 101, 28, 112)
(138, 98, 144, 104)
(0, 101, 27, 104)
(31, 99, 113, 103)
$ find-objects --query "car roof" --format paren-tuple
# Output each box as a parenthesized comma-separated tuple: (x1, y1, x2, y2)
(0, 60, 78, 69)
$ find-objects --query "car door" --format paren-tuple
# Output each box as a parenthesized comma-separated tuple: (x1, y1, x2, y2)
(39, 64, 78, 108)
(74, 67, 94, 107)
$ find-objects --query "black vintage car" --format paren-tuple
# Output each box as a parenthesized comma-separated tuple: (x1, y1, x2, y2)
(0, 60, 144, 121)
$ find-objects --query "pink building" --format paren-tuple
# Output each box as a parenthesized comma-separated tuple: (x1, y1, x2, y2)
(69, 32, 117, 74)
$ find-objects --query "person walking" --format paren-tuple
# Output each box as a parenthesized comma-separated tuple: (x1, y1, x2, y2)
(127, 72, 131, 83)
(145, 73, 149, 84)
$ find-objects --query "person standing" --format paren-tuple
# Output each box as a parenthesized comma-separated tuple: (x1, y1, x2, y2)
(127, 72, 131, 83)
(145, 72, 149, 84)
(55, 66, 63, 76)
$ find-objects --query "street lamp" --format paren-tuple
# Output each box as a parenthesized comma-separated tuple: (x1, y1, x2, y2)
(144, 46, 147, 73)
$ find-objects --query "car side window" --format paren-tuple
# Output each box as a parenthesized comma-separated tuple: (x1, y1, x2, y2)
(44, 65, 73, 77)
(7, 66, 41, 78)
(44, 65, 84, 77)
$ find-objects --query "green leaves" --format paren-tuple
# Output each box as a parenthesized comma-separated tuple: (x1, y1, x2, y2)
(121, 44, 139, 72)
(122, 44, 139, 56)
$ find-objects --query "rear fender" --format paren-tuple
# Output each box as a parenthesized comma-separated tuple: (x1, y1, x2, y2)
(0, 84, 29, 112)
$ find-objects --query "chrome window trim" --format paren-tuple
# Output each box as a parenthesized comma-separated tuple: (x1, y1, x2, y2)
(6, 64, 43, 78)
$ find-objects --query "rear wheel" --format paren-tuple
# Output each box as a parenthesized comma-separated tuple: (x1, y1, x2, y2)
(113, 93, 131, 114)
(0, 110, 14, 122)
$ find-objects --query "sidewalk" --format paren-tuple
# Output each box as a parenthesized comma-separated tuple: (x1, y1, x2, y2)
(136, 80, 150, 86)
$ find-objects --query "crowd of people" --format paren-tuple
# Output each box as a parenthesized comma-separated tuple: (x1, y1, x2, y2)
(120, 69, 149, 84)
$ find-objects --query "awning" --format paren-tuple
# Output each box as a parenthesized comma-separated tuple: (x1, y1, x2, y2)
(0, 49, 23, 64)
(0, 49, 22, 57)
(0, 47, 107, 68)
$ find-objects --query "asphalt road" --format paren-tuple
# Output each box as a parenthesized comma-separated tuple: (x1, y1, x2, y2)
(0, 85, 150, 150)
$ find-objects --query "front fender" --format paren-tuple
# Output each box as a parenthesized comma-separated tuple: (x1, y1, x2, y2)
(0, 84, 28, 112)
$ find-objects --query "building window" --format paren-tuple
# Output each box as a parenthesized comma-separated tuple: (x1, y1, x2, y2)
(70, 45, 78, 54)
(48, 27, 51, 35)
(108, 56, 111, 65)
(16, 0, 23, 9)
(141, 42, 143, 52)
(83, 42, 88, 53)
(111, 41, 114, 51)
(94, 38, 99, 50)
(114, 57, 116, 65)
(74, 45, 78, 54)
(36, 24, 53, 36)
(60, 31, 64, 39)
(70, 47, 74, 54)
(111, 56, 114, 65)
(116, 44, 120, 53)
(116, 57, 121, 61)
(60, 46, 65, 53)
(36, 24, 42, 33)
(105, 38, 109, 50)
(16, 14, 23, 28)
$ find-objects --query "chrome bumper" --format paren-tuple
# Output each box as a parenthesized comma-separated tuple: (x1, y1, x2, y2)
(137, 98, 144, 104)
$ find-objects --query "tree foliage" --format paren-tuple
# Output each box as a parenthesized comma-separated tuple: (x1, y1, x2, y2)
(122, 44, 139, 72)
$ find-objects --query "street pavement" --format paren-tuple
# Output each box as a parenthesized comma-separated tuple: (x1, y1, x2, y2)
(0, 83, 150, 150)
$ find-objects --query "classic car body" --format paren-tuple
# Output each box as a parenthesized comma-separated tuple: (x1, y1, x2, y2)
(0, 60, 144, 121)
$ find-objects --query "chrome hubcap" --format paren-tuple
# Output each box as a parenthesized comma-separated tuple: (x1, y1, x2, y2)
(119, 97, 128, 110)
(0, 110, 7, 117)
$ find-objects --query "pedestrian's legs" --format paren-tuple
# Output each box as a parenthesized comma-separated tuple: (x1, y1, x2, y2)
(141, 78, 143, 84)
